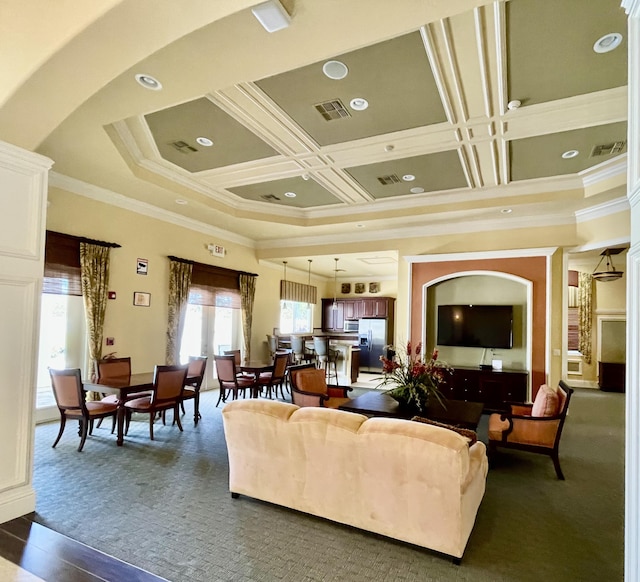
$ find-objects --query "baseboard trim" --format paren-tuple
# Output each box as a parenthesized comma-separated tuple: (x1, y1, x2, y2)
(0, 486, 35, 525)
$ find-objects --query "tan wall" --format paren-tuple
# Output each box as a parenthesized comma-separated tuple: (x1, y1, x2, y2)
(46, 188, 326, 367)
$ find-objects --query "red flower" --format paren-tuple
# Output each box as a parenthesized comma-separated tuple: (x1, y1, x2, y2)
(432, 349, 439, 360)
(406, 341, 412, 356)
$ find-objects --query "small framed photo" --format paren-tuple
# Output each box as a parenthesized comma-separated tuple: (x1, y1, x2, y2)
(369, 282, 380, 293)
(341, 283, 351, 294)
(133, 292, 151, 307)
(354, 283, 365, 294)
(136, 258, 148, 275)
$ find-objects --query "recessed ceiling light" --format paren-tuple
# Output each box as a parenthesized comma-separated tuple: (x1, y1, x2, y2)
(251, 0, 291, 33)
(301, 173, 310, 181)
(384, 144, 395, 152)
(593, 32, 623, 53)
(501, 208, 512, 214)
(562, 150, 579, 159)
(349, 98, 368, 111)
(196, 137, 213, 147)
(135, 73, 162, 91)
(322, 60, 349, 80)
(175, 199, 188, 205)
(284, 191, 297, 198)
(410, 187, 425, 194)
(356, 224, 365, 228)
(402, 174, 415, 182)
(507, 100, 521, 110)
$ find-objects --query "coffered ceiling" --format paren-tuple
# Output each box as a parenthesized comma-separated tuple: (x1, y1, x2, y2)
(0, 0, 629, 278)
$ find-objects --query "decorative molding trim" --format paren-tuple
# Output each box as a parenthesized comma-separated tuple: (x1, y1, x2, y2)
(49, 172, 256, 248)
(580, 154, 627, 186)
(405, 246, 558, 264)
(568, 236, 631, 253)
(574, 196, 630, 222)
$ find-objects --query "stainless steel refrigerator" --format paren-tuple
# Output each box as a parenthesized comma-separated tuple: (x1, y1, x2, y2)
(358, 318, 388, 373)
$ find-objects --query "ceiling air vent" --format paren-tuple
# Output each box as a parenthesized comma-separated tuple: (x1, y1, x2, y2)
(260, 194, 281, 202)
(169, 140, 198, 153)
(314, 99, 351, 121)
(590, 141, 626, 157)
(377, 174, 401, 186)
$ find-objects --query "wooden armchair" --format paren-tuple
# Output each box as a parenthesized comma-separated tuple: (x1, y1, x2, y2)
(289, 363, 352, 409)
(488, 380, 574, 479)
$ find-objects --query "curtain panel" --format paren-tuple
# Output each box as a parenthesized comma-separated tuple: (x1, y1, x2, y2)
(240, 274, 257, 361)
(578, 272, 593, 365)
(280, 280, 317, 304)
(80, 242, 111, 398)
(166, 259, 193, 365)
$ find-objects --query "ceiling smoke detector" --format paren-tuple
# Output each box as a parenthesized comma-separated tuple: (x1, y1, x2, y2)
(592, 247, 625, 282)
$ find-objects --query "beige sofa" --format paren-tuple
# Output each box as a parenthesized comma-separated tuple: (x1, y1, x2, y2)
(222, 399, 488, 559)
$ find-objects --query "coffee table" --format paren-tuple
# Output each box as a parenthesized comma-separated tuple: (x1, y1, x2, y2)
(338, 391, 484, 431)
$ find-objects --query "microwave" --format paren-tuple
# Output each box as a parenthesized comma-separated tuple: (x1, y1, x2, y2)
(344, 320, 359, 332)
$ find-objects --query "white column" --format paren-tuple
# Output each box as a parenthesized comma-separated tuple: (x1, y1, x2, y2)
(624, 1, 640, 580)
(0, 141, 52, 524)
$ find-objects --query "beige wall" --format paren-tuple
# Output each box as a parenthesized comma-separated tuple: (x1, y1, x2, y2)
(47, 188, 325, 367)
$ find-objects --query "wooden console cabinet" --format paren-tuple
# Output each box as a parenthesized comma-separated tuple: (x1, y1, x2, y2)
(441, 366, 528, 412)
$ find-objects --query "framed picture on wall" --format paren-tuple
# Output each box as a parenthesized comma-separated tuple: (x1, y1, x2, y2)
(369, 282, 380, 293)
(354, 283, 365, 294)
(133, 292, 151, 307)
(136, 258, 148, 275)
(341, 283, 351, 294)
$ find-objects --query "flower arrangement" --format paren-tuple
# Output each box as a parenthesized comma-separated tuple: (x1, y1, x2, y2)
(378, 342, 453, 412)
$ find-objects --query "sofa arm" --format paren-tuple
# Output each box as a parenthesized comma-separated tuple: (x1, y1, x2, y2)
(461, 441, 488, 493)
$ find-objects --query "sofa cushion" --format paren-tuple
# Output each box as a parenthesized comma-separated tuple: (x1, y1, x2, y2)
(531, 384, 559, 417)
(411, 416, 478, 445)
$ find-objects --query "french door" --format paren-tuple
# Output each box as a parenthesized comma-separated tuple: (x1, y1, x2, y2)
(179, 303, 242, 388)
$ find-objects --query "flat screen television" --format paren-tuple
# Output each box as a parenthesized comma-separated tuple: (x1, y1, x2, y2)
(437, 304, 513, 349)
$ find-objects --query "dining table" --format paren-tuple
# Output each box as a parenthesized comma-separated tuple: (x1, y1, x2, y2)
(84, 371, 198, 446)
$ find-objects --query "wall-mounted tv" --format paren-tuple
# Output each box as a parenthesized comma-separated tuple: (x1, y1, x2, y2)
(437, 304, 513, 349)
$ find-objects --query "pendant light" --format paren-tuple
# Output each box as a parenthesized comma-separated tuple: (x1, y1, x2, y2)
(592, 248, 624, 282)
(308, 259, 312, 285)
(332, 258, 339, 310)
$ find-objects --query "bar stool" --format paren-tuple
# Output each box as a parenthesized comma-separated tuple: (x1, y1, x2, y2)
(313, 336, 338, 383)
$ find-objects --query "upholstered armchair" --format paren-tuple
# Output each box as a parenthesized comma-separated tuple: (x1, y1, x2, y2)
(488, 380, 574, 479)
(289, 363, 352, 408)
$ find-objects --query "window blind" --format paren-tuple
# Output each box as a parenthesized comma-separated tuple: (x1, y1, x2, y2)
(43, 231, 82, 295)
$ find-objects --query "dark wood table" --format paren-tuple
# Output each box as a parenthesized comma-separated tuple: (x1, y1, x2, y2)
(338, 391, 484, 431)
(85, 371, 198, 446)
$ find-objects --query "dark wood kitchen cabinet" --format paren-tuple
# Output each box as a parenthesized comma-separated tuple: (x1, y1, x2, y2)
(322, 297, 395, 332)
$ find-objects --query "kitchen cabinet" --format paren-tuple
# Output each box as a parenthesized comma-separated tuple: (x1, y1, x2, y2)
(321, 297, 395, 332)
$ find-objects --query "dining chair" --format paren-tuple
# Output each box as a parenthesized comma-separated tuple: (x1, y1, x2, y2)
(290, 336, 313, 364)
(124, 364, 189, 440)
(49, 368, 118, 451)
(180, 355, 208, 425)
(288, 363, 352, 408)
(257, 351, 290, 399)
(214, 354, 257, 406)
(266, 334, 279, 359)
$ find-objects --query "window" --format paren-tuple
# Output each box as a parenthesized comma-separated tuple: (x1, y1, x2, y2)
(279, 300, 313, 334)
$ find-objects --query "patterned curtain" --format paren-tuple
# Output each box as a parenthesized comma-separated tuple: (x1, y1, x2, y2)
(166, 259, 193, 365)
(240, 273, 257, 362)
(79, 242, 111, 398)
(578, 272, 593, 365)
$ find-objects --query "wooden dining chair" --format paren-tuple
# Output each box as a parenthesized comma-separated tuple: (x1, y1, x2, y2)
(124, 364, 189, 440)
(180, 355, 208, 425)
(257, 351, 290, 399)
(214, 354, 257, 406)
(49, 368, 118, 451)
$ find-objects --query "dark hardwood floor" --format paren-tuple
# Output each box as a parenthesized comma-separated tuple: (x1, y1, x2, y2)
(0, 515, 167, 582)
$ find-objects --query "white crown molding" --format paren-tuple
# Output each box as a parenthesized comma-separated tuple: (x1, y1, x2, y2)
(404, 246, 558, 263)
(0, 141, 53, 172)
(574, 196, 630, 222)
(48, 172, 255, 248)
(256, 210, 574, 250)
(580, 154, 627, 186)
(622, 0, 640, 16)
